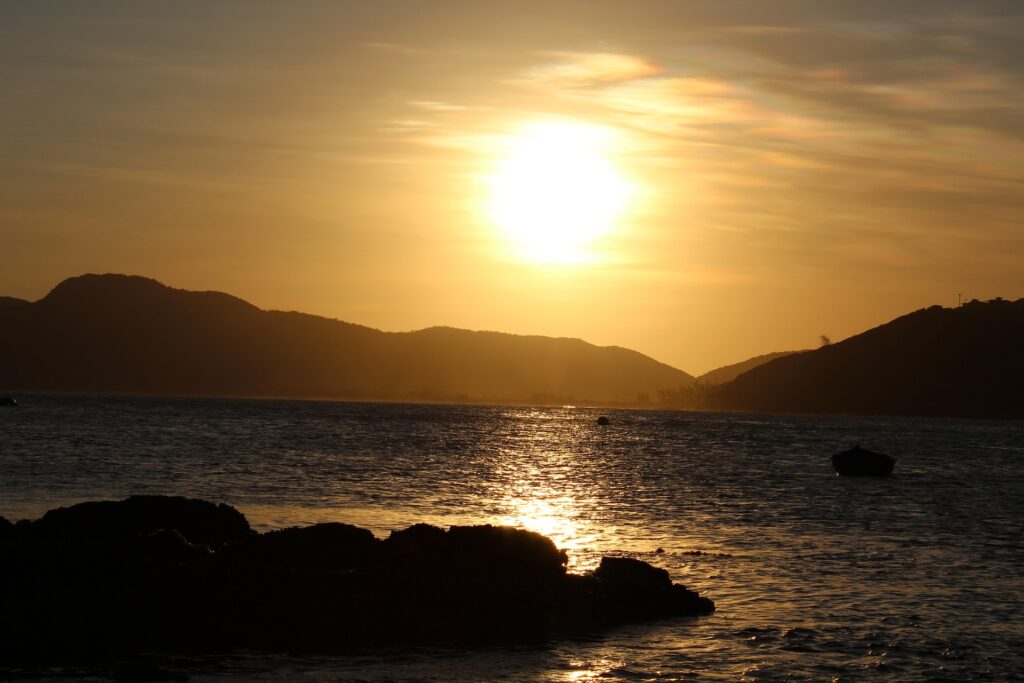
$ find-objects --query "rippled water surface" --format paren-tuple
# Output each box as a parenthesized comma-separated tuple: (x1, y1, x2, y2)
(2, 396, 1023, 681)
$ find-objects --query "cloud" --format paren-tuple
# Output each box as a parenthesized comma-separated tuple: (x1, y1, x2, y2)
(592, 76, 762, 136)
(511, 52, 663, 88)
(408, 100, 473, 112)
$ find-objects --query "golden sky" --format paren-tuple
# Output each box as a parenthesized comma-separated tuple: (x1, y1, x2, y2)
(2, 1, 1022, 374)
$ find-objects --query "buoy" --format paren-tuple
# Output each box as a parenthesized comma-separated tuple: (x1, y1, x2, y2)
(597, 416, 609, 425)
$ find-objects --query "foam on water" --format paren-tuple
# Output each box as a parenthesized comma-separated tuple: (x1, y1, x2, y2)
(2, 396, 1023, 680)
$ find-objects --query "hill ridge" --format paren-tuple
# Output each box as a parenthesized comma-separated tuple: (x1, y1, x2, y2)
(0, 273, 694, 407)
(711, 298, 1024, 418)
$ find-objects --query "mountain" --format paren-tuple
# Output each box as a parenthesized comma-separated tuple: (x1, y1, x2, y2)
(710, 299, 1024, 418)
(697, 351, 799, 386)
(0, 296, 28, 309)
(0, 274, 694, 406)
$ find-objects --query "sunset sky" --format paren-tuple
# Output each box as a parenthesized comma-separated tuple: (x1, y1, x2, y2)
(2, 1, 1022, 374)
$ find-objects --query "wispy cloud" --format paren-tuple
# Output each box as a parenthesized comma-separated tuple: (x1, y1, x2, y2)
(408, 100, 474, 113)
(511, 52, 662, 88)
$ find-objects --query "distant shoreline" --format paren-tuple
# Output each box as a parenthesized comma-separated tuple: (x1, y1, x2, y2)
(6, 391, 1023, 424)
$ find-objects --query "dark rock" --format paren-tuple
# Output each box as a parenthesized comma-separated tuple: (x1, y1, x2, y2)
(444, 524, 568, 579)
(0, 496, 715, 667)
(0, 514, 12, 551)
(832, 445, 895, 476)
(371, 523, 570, 645)
(385, 521, 447, 557)
(383, 523, 567, 580)
(34, 495, 252, 547)
(594, 555, 676, 621)
(229, 522, 379, 570)
(132, 528, 212, 564)
(593, 556, 715, 622)
(596, 555, 672, 586)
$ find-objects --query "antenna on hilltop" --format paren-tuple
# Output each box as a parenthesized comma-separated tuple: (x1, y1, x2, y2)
(958, 292, 963, 308)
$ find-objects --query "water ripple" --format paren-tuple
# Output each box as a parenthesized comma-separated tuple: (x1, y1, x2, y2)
(2, 397, 1023, 680)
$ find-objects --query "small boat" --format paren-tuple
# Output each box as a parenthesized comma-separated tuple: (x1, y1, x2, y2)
(832, 445, 895, 477)
(1, 397, 16, 407)
(596, 416, 610, 425)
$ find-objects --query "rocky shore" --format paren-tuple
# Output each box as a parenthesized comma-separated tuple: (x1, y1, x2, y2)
(0, 496, 714, 668)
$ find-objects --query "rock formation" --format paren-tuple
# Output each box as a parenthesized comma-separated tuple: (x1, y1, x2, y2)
(0, 496, 714, 669)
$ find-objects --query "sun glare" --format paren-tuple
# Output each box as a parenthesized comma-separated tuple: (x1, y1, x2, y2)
(486, 121, 632, 264)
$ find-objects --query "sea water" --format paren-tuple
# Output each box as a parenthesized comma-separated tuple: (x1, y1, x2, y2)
(2, 396, 1023, 681)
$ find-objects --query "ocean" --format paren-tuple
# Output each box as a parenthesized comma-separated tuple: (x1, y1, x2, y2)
(2, 396, 1023, 681)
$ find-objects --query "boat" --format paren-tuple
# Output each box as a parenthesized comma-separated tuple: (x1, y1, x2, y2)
(831, 445, 895, 476)
(1, 397, 16, 407)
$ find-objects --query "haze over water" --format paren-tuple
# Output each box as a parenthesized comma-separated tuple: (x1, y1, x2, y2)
(3, 396, 1022, 681)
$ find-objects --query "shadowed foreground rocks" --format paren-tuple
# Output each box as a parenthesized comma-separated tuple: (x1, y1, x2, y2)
(0, 496, 714, 666)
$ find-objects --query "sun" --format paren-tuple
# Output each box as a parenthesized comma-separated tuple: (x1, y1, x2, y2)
(486, 121, 632, 264)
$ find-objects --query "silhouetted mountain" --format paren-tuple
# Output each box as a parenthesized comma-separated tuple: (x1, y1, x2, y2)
(711, 299, 1024, 418)
(697, 351, 798, 386)
(0, 296, 28, 309)
(0, 274, 694, 406)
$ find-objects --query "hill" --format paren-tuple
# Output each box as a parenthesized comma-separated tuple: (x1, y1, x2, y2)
(697, 351, 798, 386)
(711, 299, 1024, 418)
(0, 274, 694, 406)
(0, 296, 28, 309)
